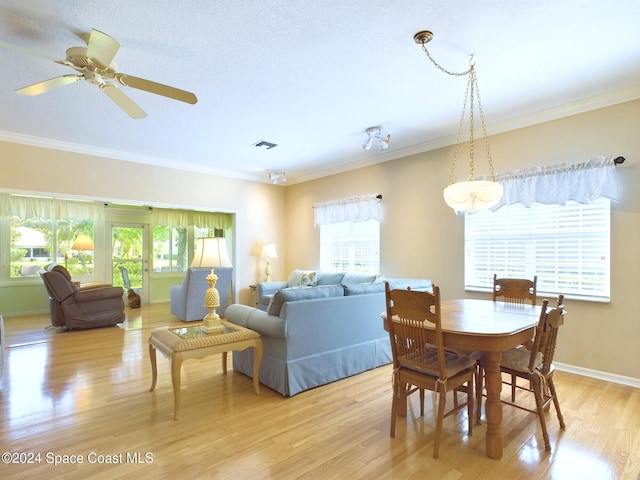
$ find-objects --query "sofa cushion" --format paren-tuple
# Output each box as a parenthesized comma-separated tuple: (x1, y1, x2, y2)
(342, 282, 386, 296)
(341, 272, 377, 284)
(316, 271, 346, 285)
(385, 278, 433, 292)
(267, 284, 345, 316)
(287, 269, 319, 287)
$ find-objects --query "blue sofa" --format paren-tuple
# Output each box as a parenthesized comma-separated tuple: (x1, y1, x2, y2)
(170, 267, 233, 321)
(225, 273, 432, 396)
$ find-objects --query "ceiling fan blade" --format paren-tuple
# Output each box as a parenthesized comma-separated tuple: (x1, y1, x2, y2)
(0, 39, 63, 63)
(100, 83, 147, 119)
(16, 74, 83, 96)
(86, 29, 120, 69)
(114, 74, 198, 104)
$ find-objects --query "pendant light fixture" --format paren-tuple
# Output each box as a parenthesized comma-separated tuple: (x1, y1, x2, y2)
(414, 30, 503, 213)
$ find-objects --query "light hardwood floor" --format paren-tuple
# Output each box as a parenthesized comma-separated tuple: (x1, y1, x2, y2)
(1, 303, 638, 479)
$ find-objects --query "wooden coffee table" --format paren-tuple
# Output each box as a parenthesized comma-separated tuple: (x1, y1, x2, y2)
(149, 320, 262, 420)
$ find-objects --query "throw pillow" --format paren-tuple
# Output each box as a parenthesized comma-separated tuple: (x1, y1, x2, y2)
(315, 271, 346, 285)
(286, 269, 319, 287)
(298, 271, 318, 287)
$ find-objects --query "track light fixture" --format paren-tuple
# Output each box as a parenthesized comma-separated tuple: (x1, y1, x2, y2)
(362, 126, 390, 151)
(268, 171, 287, 184)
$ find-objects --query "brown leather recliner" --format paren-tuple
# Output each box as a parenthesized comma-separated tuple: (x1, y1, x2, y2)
(41, 265, 125, 330)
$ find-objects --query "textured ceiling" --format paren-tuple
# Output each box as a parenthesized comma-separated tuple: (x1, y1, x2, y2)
(0, 1, 638, 184)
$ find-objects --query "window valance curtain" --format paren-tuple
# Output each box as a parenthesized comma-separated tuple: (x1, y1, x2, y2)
(0, 194, 105, 221)
(486, 156, 619, 209)
(314, 194, 382, 225)
(152, 208, 232, 230)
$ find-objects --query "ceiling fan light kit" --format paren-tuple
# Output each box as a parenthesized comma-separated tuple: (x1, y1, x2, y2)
(7, 29, 198, 119)
(414, 30, 503, 213)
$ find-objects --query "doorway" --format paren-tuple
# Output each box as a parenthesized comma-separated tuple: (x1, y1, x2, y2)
(110, 224, 149, 305)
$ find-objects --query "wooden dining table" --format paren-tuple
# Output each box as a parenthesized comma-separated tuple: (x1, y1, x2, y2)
(383, 298, 541, 460)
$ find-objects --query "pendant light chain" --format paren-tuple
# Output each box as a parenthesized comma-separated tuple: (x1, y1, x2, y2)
(473, 67, 497, 182)
(415, 29, 503, 212)
(420, 44, 496, 184)
(450, 66, 472, 185)
(419, 42, 471, 77)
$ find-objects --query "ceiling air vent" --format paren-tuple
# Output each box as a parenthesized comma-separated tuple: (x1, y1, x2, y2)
(253, 140, 278, 150)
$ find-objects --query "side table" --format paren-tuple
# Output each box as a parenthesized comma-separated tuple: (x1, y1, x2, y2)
(149, 320, 262, 420)
(249, 285, 259, 307)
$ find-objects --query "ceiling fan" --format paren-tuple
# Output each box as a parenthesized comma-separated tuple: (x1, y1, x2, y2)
(0, 29, 197, 119)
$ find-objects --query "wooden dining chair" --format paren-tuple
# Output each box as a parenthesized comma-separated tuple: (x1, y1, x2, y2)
(493, 274, 537, 305)
(499, 298, 567, 451)
(491, 274, 538, 401)
(385, 282, 476, 459)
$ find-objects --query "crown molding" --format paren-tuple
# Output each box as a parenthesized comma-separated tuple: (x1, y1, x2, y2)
(289, 83, 640, 184)
(1, 84, 638, 186)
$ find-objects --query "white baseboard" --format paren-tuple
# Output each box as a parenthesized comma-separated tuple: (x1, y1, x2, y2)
(555, 362, 640, 389)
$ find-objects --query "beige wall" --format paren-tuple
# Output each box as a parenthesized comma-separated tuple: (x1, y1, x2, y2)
(1, 99, 638, 381)
(285, 100, 640, 381)
(0, 142, 288, 306)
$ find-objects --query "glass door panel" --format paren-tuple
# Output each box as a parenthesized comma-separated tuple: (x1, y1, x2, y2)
(110, 224, 149, 304)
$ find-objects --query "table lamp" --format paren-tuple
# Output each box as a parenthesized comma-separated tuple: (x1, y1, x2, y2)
(71, 233, 95, 273)
(191, 237, 232, 334)
(261, 242, 278, 282)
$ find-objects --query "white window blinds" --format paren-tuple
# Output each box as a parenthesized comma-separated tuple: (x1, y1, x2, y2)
(465, 198, 611, 301)
(319, 219, 380, 274)
(466, 156, 618, 301)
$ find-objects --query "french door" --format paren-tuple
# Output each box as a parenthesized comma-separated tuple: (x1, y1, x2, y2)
(110, 223, 150, 305)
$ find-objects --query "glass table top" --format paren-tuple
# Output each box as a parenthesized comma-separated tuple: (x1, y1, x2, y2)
(169, 324, 233, 339)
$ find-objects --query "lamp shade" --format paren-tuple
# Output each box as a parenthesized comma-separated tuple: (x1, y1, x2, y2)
(191, 237, 232, 269)
(71, 233, 95, 251)
(260, 243, 278, 259)
(443, 180, 503, 213)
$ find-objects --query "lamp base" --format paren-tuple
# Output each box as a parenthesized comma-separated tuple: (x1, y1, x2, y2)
(201, 274, 224, 334)
(265, 258, 272, 282)
(201, 313, 224, 334)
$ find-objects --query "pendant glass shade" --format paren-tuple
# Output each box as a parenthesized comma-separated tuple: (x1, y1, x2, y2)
(443, 180, 503, 213)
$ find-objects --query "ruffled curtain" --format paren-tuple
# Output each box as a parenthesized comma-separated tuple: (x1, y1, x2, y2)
(0, 194, 105, 221)
(487, 156, 619, 209)
(152, 208, 232, 230)
(314, 194, 382, 225)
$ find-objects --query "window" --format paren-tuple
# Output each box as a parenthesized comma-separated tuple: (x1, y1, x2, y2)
(2, 194, 234, 284)
(314, 193, 382, 274)
(319, 219, 380, 274)
(464, 198, 610, 301)
(150, 208, 232, 273)
(10, 215, 95, 277)
(153, 225, 188, 273)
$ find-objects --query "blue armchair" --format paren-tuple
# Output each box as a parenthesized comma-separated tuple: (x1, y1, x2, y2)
(170, 267, 233, 321)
